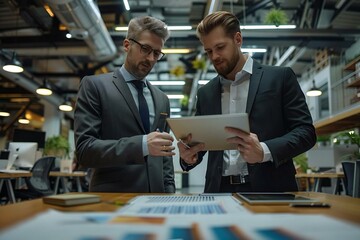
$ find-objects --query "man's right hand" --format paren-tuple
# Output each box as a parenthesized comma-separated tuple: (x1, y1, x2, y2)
(147, 131, 175, 157)
(177, 134, 205, 165)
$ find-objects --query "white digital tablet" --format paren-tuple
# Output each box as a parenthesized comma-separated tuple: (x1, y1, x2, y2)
(236, 193, 318, 205)
(166, 113, 250, 151)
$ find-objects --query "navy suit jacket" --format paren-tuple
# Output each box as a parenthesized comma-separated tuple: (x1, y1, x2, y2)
(181, 61, 316, 193)
(75, 70, 175, 193)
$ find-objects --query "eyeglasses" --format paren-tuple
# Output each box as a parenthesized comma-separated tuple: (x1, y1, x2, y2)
(129, 38, 165, 60)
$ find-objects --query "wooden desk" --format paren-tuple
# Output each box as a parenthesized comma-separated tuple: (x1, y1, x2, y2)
(0, 192, 359, 231)
(0, 172, 32, 204)
(0, 171, 87, 204)
(296, 172, 345, 194)
(49, 171, 87, 194)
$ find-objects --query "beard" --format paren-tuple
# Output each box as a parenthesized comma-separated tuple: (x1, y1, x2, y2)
(213, 50, 240, 77)
(126, 49, 154, 79)
(136, 60, 152, 78)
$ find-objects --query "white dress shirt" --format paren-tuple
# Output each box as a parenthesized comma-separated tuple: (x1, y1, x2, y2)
(220, 55, 272, 177)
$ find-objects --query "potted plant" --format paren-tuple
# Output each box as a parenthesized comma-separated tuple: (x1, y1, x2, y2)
(316, 135, 331, 147)
(44, 135, 70, 159)
(180, 95, 189, 111)
(264, 8, 289, 26)
(293, 153, 308, 173)
(170, 65, 185, 78)
(191, 58, 206, 70)
(333, 130, 360, 160)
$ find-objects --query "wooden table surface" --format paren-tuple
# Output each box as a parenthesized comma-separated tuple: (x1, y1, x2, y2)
(296, 172, 344, 178)
(0, 192, 359, 230)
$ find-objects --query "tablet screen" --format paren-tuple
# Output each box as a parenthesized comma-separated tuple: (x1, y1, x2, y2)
(236, 193, 317, 205)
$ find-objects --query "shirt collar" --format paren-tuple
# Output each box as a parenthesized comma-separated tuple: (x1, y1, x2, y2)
(119, 66, 147, 86)
(241, 54, 253, 75)
(220, 54, 253, 85)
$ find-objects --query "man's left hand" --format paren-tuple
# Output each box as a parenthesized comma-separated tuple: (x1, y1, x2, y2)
(225, 127, 263, 164)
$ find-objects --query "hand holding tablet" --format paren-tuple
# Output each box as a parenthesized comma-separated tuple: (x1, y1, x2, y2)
(166, 113, 250, 151)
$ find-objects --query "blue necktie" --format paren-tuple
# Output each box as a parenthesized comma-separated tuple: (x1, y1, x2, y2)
(132, 80, 150, 133)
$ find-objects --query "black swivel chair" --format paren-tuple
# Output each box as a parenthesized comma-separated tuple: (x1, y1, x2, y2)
(15, 156, 56, 200)
(353, 160, 360, 198)
(342, 161, 355, 196)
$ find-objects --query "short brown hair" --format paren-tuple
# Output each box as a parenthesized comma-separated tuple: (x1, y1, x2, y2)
(127, 16, 170, 41)
(196, 11, 240, 39)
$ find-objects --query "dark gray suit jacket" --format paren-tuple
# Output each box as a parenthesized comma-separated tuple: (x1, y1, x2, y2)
(181, 61, 316, 193)
(75, 70, 175, 193)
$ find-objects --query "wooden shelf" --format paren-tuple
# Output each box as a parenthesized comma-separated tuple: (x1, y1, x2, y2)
(314, 105, 360, 136)
(346, 78, 360, 88)
(344, 55, 360, 71)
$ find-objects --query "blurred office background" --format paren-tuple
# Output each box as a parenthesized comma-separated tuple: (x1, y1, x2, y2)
(1, 0, 360, 192)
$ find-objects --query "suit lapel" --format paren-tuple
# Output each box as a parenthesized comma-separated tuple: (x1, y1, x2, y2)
(202, 76, 222, 115)
(246, 61, 263, 114)
(112, 71, 145, 132)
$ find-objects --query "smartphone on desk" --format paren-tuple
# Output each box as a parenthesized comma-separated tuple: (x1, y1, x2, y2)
(290, 202, 331, 208)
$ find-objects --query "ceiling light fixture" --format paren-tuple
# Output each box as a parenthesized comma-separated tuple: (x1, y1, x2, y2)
(170, 108, 181, 113)
(36, 79, 53, 96)
(115, 26, 192, 31)
(198, 80, 210, 85)
(241, 25, 296, 30)
(44, 4, 54, 17)
(0, 111, 10, 117)
(18, 115, 30, 124)
(115, 25, 294, 32)
(149, 81, 185, 86)
(167, 26, 192, 30)
(3, 13, 23, 73)
(2, 51, 24, 73)
(306, 80, 322, 97)
(242, 48, 267, 53)
(167, 94, 184, 99)
(59, 99, 73, 112)
(162, 49, 192, 54)
(123, 0, 130, 11)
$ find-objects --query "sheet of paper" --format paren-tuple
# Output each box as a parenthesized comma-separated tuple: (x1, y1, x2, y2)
(117, 194, 249, 216)
(1, 196, 360, 240)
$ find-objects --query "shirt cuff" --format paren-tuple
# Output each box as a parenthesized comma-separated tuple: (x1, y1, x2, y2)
(142, 135, 149, 156)
(260, 142, 273, 162)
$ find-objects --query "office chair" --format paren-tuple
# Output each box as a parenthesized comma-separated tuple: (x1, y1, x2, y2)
(15, 156, 56, 201)
(341, 161, 355, 196)
(354, 160, 360, 198)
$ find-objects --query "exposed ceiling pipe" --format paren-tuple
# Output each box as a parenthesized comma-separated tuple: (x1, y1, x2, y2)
(45, 0, 117, 61)
(275, 46, 297, 66)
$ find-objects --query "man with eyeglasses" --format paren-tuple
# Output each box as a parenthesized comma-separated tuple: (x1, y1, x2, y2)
(74, 16, 176, 193)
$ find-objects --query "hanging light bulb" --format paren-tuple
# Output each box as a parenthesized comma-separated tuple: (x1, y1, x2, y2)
(59, 98, 73, 112)
(3, 51, 24, 73)
(36, 78, 53, 96)
(0, 111, 10, 117)
(18, 115, 30, 124)
(306, 80, 322, 97)
(3, 13, 23, 73)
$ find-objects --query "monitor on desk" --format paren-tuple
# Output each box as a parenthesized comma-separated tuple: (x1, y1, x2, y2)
(0, 150, 10, 170)
(8, 142, 38, 169)
(12, 129, 46, 149)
